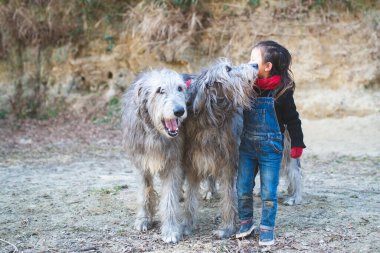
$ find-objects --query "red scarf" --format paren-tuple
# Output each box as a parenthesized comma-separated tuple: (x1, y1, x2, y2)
(255, 75, 281, 90)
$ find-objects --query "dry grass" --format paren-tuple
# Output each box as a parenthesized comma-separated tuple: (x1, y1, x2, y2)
(0, 0, 375, 54)
(124, 1, 205, 63)
(122, 0, 377, 62)
(0, 0, 81, 50)
(0, 0, 378, 118)
(0, 0, 130, 55)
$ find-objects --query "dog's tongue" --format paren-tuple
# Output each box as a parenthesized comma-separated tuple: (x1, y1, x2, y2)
(165, 119, 178, 132)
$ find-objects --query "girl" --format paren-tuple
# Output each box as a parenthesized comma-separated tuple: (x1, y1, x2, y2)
(235, 40, 306, 245)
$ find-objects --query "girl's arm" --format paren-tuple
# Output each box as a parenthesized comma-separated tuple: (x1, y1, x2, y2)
(278, 90, 306, 149)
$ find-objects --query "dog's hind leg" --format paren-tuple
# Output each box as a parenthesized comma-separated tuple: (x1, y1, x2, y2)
(182, 170, 201, 236)
(201, 176, 219, 201)
(134, 171, 157, 232)
(284, 158, 303, 205)
(159, 166, 184, 243)
(213, 168, 237, 238)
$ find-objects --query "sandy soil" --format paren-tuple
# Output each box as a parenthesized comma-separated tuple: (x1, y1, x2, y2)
(0, 111, 379, 253)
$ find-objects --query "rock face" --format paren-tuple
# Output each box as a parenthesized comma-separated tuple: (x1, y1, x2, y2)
(0, 1, 379, 118)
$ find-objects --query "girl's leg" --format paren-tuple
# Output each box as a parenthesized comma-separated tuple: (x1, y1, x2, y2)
(236, 150, 257, 222)
(259, 151, 282, 229)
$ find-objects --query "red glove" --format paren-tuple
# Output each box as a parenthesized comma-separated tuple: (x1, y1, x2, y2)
(290, 147, 303, 158)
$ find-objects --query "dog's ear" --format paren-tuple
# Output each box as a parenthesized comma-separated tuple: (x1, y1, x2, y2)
(137, 86, 143, 97)
(191, 70, 212, 114)
(131, 77, 150, 120)
(132, 80, 151, 122)
(133, 78, 147, 103)
(197, 69, 214, 89)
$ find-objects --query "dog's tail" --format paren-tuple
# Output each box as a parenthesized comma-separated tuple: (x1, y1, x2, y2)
(281, 128, 292, 175)
(281, 128, 303, 205)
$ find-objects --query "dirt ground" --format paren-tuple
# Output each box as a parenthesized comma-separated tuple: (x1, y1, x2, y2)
(0, 111, 379, 253)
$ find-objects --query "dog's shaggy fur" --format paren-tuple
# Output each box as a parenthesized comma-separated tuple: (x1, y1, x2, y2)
(122, 69, 187, 243)
(281, 129, 303, 205)
(182, 59, 258, 238)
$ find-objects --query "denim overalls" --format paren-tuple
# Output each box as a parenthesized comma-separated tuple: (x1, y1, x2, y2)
(237, 92, 284, 230)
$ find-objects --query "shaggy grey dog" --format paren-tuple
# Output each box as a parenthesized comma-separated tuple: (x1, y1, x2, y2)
(182, 59, 258, 238)
(122, 69, 187, 243)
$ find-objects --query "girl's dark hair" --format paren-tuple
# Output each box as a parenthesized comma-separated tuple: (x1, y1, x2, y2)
(253, 40, 295, 98)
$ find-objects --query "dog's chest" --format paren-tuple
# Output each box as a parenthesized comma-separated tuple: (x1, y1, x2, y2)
(141, 135, 182, 173)
(191, 126, 234, 155)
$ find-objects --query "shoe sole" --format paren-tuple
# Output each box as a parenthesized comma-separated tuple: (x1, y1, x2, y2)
(235, 225, 256, 239)
(259, 239, 275, 246)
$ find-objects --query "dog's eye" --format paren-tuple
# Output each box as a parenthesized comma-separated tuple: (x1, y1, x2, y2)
(226, 66, 232, 72)
(178, 86, 183, 92)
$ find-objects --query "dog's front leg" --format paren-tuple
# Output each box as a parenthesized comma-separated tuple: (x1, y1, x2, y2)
(213, 168, 237, 239)
(182, 169, 200, 236)
(159, 166, 183, 243)
(134, 171, 156, 232)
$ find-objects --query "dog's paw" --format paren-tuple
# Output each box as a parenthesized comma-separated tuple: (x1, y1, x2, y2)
(162, 231, 182, 243)
(283, 197, 295, 206)
(202, 191, 220, 201)
(134, 218, 151, 232)
(213, 226, 235, 239)
(253, 190, 261, 197)
(203, 191, 213, 201)
(200, 179, 219, 201)
(182, 223, 193, 236)
(213, 213, 222, 224)
(283, 196, 302, 206)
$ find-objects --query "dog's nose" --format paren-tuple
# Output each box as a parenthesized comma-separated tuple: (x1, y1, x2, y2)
(251, 63, 258, 69)
(174, 106, 185, 117)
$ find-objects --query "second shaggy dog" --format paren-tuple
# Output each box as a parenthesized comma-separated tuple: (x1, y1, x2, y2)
(182, 59, 258, 238)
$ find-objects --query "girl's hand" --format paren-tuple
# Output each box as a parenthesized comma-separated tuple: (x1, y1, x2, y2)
(290, 147, 303, 158)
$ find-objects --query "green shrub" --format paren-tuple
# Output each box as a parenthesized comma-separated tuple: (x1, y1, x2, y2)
(0, 110, 7, 119)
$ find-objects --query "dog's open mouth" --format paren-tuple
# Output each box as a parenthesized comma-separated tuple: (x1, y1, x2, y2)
(163, 118, 179, 137)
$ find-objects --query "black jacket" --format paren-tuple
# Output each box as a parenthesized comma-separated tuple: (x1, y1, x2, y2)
(257, 88, 306, 148)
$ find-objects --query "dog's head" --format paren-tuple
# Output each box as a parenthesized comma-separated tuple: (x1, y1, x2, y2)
(191, 59, 258, 124)
(133, 69, 188, 138)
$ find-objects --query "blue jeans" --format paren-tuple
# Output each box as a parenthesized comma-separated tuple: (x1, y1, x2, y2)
(236, 132, 283, 230)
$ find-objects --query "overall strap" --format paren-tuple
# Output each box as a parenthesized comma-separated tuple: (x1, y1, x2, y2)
(268, 89, 276, 98)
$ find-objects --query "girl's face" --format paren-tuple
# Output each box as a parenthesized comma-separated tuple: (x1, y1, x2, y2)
(249, 47, 271, 78)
